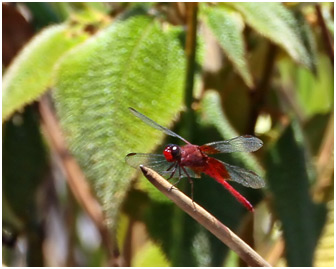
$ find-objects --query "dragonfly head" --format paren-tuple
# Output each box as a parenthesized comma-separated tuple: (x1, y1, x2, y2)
(163, 144, 181, 162)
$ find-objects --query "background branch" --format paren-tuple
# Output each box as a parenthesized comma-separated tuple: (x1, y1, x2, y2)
(140, 165, 271, 267)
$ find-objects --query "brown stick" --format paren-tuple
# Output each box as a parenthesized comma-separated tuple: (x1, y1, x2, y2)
(38, 96, 121, 266)
(140, 166, 271, 267)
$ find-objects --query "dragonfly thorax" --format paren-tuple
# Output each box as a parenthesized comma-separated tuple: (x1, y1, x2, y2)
(163, 144, 181, 162)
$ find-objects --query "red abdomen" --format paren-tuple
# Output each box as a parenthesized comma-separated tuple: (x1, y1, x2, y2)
(203, 157, 254, 211)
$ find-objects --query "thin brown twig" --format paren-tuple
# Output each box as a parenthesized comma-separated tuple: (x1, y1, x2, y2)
(315, 3, 334, 66)
(140, 166, 271, 267)
(38, 96, 122, 266)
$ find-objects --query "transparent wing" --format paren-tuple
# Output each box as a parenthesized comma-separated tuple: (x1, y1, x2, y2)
(129, 107, 191, 144)
(200, 135, 263, 154)
(125, 153, 200, 179)
(222, 161, 265, 189)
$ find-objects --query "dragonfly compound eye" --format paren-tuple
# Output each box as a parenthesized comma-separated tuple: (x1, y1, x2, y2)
(163, 144, 181, 162)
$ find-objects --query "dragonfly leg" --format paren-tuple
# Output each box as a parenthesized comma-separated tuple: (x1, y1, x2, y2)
(169, 165, 184, 192)
(167, 162, 178, 181)
(167, 163, 179, 192)
(166, 162, 176, 175)
(181, 166, 196, 211)
(169, 176, 183, 191)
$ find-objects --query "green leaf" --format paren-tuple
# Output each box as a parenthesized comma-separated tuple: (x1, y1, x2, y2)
(2, 24, 88, 122)
(304, 113, 330, 155)
(296, 54, 333, 117)
(265, 120, 327, 266)
(143, 201, 199, 266)
(133, 240, 171, 266)
(53, 14, 186, 229)
(278, 54, 333, 118)
(24, 3, 61, 29)
(294, 11, 318, 73)
(229, 2, 314, 70)
(201, 5, 254, 88)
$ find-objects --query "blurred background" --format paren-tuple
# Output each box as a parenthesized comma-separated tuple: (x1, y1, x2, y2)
(2, 2, 334, 267)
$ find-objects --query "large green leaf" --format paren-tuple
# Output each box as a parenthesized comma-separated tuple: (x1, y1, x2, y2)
(303, 113, 330, 155)
(201, 5, 254, 88)
(229, 2, 314, 70)
(265, 120, 327, 266)
(2, 24, 88, 122)
(296, 54, 333, 117)
(277, 54, 333, 119)
(53, 14, 186, 229)
(293, 11, 318, 73)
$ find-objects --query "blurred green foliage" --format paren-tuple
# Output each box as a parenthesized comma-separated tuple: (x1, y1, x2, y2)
(266, 120, 327, 266)
(2, 2, 333, 267)
(3, 106, 48, 266)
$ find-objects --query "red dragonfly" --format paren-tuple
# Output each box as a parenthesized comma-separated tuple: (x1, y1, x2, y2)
(126, 108, 265, 211)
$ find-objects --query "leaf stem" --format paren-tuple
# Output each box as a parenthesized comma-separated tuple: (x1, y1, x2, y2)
(183, 3, 198, 141)
(184, 2, 198, 112)
(140, 165, 271, 267)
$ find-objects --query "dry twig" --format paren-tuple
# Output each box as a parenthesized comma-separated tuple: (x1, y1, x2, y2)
(140, 165, 271, 267)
